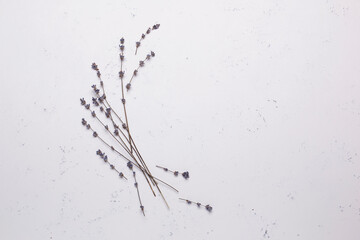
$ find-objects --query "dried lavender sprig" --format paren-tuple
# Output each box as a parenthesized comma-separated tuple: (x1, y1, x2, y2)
(118, 38, 134, 155)
(179, 198, 213, 212)
(81, 117, 179, 193)
(132, 171, 145, 216)
(89, 77, 157, 184)
(90, 63, 152, 177)
(126, 51, 155, 91)
(96, 149, 127, 180)
(89, 93, 159, 195)
(135, 24, 160, 55)
(156, 165, 189, 179)
(82, 102, 157, 196)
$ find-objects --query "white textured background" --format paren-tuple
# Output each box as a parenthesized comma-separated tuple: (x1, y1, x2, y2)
(1, 0, 359, 239)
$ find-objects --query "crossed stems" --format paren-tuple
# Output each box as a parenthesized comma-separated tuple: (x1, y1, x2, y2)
(88, 73, 176, 208)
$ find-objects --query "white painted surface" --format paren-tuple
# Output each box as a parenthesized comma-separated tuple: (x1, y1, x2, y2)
(0, 0, 359, 239)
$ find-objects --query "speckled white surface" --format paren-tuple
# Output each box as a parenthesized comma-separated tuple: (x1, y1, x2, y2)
(1, 0, 360, 239)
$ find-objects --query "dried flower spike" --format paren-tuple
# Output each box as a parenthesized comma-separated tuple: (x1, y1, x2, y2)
(95, 149, 127, 180)
(156, 165, 189, 179)
(179, 198, 213, 212)
(135, 24, 160, 55)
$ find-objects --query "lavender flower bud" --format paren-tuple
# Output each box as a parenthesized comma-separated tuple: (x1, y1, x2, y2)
(91, 63, 98, 70)
(97, 71, 101, 78)
(126, 83, 131, 90)
(174, 171, 179, 176)
(80, 98, 86, 105)
(119, 71, 124, 78)
(103, 155, 108, 162)
(151, 51, 155, 57)
(120, 38, 124, 44)
(146, 28, 151, 34)
(121, 98, 126, 104)
(136, 42, 141, 47)
(127, 161, 133, 170)
(134, 182, 138, 188)
(119, 172, 124, 178)
(141, 34, 145, 39)
(91, 111, 96, 117)
(205, 205, 213, 212)
(93, 132, 98, 137)
(85, 104, 90, 109)
(86, 124, 90, 129)
(139, 61, 144, 67)
(133, 69, 138, 76)
(81, 118, 87, 125)
(182, 171, 190, 179)
(120, 54, 124, 61)
(122, 123, 127, 129)
(114, 129, 119, 136)
(119, 45, 124, 51)
(146, 54, 151, 60)
(110, 164, 114, 169)
(197, 202, 201, 207)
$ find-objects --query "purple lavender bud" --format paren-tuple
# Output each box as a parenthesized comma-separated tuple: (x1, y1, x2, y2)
(126, 83, 131, 90)
(146, 28, 151, 34)
(91, 111, 96, 117)
(91, 85, 97, 89)
(139, 61, 144, 67)
(91, 63, 98, 70)
(97, 71, 101, 78)
(120, 38, 124, 44)
(197, 202, 201, 207)
(140, 205, 144, 211)
(100, 106, 104, 112)
(141, 34, 145, 39)
(103, 155, 108, 162)
(174, 171, 179, 176)
(81, 118, 87, 125)
(133, 171, 136, 177)
(110, 164, 114, 169)
(134, 69, 138, 76)
(136, 42, 141, 47)
(186, 200, 191, 204)
(163, 168, 168, 172)
(127, 161, 133, 170)
(93, 132, 98, 137)
(134, 182, 138, 188)
(119, 172, 124, 178)
(155, 24, 160, 29)
(86, 124, 90, 129)
(122, 123, 127, 129)
(114, 129, 119, 136)
(105, 112, 110, 118)
(121, 98, 126, 104)
(150, 51, 155, 57)
(146, 54, 151, 60)
(119, 45, 125, 51)
(106, 108, 111, 114)
(182, 171, 190, 179)
(205, 205, 213, 212)
(100, 81, 103, 87)
(105, 125, 108, 130)
(96, 149, 102, 155)
(120, 54, 124, 61)
(85, 104, 90, 109)
(119, 71, 124, 78)
(80, 98, 86, 105)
